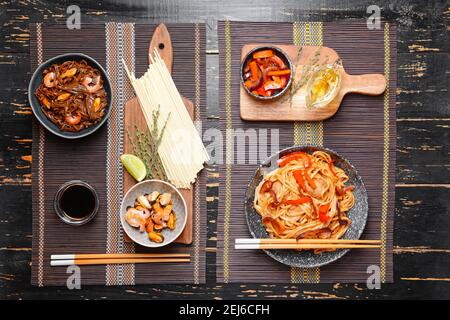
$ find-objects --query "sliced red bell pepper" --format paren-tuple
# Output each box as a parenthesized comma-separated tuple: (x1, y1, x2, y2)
(318, 204, 331, 223)
(255, 86, 273, 97)
(284, 196, 311, 205)
(303, 170, 317, 189)
(293, 170, 306, 192)
(244, 79, 254, 89)
(272, 75, 281, 83)
(249, 60, 259, 81)
(253, 49, 274, 59)
(263, 66, 278, 82)
(267, 69, 291, 76)
(278, 152, 311, 168)
(328, 160, 337, 177)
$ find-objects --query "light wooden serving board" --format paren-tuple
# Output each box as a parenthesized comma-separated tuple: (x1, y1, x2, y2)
(240, 43, 386, 121)
(123, 23, 194, 245)
(124, 97, 194, 244)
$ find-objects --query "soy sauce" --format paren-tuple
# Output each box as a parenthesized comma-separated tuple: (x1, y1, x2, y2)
(60, 184, 96, 219)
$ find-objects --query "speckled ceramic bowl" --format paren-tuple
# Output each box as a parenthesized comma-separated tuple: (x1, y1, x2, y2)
(244, 145, 369, 268)
(120, 179, 187, 248)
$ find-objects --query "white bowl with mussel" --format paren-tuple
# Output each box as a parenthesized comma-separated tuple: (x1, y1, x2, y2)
(120, 179, 187, 248)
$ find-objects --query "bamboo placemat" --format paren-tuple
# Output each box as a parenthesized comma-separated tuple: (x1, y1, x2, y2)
(217, 21, 396, 283)
(30, 23, 207, 286)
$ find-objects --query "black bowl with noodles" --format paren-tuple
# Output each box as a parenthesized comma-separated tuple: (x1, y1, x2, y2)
(244, 145, 369, 268)
(28, 53, 112, 139)
(240, 45, 293, 100)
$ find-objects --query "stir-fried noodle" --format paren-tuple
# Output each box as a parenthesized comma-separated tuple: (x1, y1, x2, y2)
(254, 150, 355, 253)
(35, 60, 107, 132)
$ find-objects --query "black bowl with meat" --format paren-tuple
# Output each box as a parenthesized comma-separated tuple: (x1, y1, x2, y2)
(28, 53, 112, 139)
(241, 46, 293, 100)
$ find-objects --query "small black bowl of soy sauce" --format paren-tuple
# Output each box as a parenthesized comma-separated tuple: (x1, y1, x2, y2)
(54, 180, 99, 226)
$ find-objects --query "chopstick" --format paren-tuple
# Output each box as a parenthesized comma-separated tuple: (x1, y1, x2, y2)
(235, 238, 381, 250)
(236, 239, 381, 244)
(50, 253, 190, 266)
(51, 253, 190, 260)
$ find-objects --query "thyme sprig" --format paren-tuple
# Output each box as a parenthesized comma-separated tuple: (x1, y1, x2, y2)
(127, 106, 170, 180)
(281, 47, 329, 107)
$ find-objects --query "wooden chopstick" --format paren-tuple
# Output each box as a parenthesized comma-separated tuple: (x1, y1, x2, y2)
(51, 257, 190, 266)
(50, 253, 191, 266)
(235, 238, 381, 250)
(236, 238, 381, 245)
(235, 244, 380, 250)
(51, 253, 190, 260)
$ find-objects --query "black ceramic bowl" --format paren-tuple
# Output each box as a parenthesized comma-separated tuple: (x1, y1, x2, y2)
(28, 53, 112, 139)
(240, 45, 293, 100)
(244, 145, 369, 268)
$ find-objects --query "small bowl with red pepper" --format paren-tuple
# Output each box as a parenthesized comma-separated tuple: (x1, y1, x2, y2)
(241, 46, 293, 100)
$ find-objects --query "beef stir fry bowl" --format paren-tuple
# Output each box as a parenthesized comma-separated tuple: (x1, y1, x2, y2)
(29, 53, 112, 139)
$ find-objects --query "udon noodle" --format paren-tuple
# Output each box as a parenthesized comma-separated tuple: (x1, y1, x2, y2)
(254, 150, 355, 253)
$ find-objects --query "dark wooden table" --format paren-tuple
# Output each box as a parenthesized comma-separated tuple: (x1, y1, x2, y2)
(0, 0, 448, 299)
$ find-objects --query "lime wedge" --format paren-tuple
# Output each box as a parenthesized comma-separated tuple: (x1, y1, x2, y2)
(120, 154, 146, 182)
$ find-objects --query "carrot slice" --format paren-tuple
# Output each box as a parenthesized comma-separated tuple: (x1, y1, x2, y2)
(253, 49, 274, 59)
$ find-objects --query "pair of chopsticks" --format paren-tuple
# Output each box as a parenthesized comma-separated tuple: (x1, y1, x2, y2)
(235, 238, 381, 250)
(50, 253, 190, 266)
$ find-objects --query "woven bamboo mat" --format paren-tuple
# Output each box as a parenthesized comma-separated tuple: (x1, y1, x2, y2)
(30, 23, 207, 286)
(217, 21, 396, 283)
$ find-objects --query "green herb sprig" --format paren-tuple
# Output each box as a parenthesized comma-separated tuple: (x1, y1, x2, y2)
(127, 105, 170, 180)
(281, 47, 329, 107)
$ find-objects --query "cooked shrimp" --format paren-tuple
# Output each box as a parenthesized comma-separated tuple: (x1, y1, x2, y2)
(82, 75, 102, 93)
(43, 72, 56, 88)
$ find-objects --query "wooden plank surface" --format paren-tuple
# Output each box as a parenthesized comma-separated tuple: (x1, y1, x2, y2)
(0, 0, 449, 300)
(123, 96, 194, 244)
(240, 44, 385, 121)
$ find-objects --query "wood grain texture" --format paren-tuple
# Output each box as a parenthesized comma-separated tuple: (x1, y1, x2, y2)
(0, 0, 449, 299)
(149, 24, 173, 73)
(240, 43, 386, 121)
(123, 23, 195, 244)
(123, 97, 194, 244)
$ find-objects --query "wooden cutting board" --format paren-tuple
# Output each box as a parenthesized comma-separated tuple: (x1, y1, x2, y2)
(123, 24, 194, 244)
(240, 43, 386, 121)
